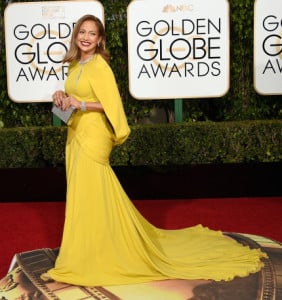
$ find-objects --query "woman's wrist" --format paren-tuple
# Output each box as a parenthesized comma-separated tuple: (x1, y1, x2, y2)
(80, 101, 86, 111)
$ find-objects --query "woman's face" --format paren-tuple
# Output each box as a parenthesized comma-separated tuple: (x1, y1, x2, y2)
(76, 20, 101, 57)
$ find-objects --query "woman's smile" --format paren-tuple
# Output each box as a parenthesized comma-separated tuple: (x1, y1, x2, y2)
(76, 20, 101, 59)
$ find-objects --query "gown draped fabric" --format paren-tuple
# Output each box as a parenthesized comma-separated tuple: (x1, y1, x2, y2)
(47, 54, 267, 287)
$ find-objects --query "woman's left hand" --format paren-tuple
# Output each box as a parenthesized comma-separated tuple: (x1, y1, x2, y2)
(61, 95, 81, 111)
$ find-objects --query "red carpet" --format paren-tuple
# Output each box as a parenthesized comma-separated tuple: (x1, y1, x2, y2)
(1, 197, 281, 279)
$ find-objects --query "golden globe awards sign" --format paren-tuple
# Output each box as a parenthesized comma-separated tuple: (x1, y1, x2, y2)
(127, 0, 230, 100)
(4, 1, 103, 102)
(254, 0, 282, 95)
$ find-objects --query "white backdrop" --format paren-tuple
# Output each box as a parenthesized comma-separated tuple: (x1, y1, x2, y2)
(127, 0, 230, 99)
(254, 0, 282, 95)
(4, 1, 103, 102)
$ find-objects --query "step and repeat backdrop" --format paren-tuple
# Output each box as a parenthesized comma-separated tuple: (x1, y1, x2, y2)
(4, 1, 104, 102)
(4, 0, 282, 103)
(127, 0, 229, 99)
(254, 0, 282, 95)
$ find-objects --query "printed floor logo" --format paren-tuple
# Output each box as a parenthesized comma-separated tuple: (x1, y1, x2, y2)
(4, 1, 103, 103)
(127, 0, 230, 100)
(254, 0, 282, 95)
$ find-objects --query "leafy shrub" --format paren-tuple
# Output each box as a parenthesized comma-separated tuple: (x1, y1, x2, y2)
(0, 120, 281, 168)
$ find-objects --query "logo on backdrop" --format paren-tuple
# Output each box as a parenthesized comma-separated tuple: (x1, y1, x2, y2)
(254, 0, 282, 95)
(12, 20, 71, 82)
(4, 1, 103, 102)
(127, 0, 230, 100)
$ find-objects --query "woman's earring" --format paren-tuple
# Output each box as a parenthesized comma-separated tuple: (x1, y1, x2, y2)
(98, 42, 100, 47)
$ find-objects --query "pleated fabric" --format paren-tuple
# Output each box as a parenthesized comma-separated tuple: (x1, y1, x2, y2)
(47, 55, 267, 287)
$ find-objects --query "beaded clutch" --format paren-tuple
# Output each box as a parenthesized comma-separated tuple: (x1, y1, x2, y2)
(51, 105, 76, 124)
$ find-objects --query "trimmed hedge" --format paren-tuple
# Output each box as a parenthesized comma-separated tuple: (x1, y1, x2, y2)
(0, 120, 281, 168)
(126, 121, 282, 165)
(0, 127, 43, 167)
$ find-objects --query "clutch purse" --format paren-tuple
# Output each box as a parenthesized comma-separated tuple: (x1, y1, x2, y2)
(51, 105, 76, 124)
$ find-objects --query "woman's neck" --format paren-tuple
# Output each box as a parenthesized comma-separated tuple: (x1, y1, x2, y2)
(79, 54, 94, 65)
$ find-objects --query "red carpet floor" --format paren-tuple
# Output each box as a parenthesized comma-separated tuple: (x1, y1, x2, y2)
(1, 197, 281, 279)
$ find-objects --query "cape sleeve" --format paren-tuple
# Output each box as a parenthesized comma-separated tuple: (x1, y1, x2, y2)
(89, 55, 130, 146)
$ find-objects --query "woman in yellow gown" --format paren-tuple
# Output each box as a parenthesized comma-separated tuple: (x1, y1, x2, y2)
(46, 15, 267, 287)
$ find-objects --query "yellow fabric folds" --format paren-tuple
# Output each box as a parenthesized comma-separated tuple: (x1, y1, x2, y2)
(47, 55, 267, 287)
(66, 54, 130, 146)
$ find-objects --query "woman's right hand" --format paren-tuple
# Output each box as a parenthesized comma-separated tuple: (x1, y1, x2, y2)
(52, 90, 67, 108)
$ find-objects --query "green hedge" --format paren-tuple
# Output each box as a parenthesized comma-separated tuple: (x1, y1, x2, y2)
(0, 120, 281, 168)
(125, 120, 282, 165)
(0, 127, 43, 167)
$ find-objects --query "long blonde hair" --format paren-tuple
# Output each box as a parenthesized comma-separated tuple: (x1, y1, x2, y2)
(63, 15, 110, 63)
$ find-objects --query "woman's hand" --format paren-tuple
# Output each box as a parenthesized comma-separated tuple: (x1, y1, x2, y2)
(61, 95, 81, 111)
(52, 90, 67, 108)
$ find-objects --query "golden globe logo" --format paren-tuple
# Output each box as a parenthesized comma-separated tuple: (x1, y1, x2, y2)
(127, 0, 230, 100)
(254, 0, 282, 95)
(261, 16, 282, 72)
(135, 19, 222, 78)
(13, 23, 72, 82)
(4, 1, 103, 102)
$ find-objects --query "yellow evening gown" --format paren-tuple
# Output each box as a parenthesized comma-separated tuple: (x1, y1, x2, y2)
(47, 54, 267, 287)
